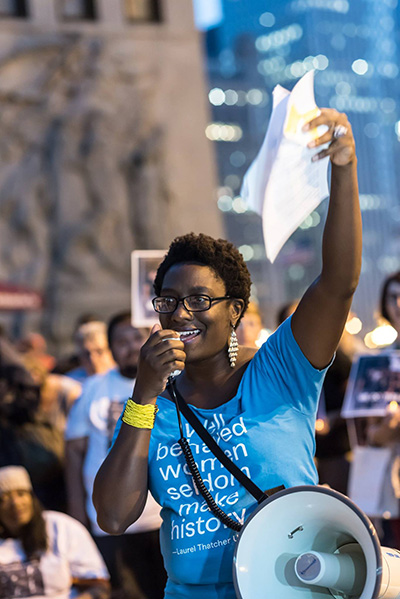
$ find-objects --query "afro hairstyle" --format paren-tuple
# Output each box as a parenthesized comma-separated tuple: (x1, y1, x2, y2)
(153, 233, 251, 324)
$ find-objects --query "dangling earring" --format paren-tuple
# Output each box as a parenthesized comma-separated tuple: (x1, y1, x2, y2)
(228, 327, 238, 368)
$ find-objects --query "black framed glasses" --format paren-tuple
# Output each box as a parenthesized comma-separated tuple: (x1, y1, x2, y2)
(152, 294, 231, 314)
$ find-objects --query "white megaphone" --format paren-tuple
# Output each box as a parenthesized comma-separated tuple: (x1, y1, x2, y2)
(233, 485, 400, 599)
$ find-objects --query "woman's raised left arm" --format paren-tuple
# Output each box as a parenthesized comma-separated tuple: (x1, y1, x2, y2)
(291, 109, 362, 369)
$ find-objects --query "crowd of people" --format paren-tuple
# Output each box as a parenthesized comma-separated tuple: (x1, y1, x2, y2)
(0, 310, 168, 599)
(0, 107, 399, 599)
(1, 275, 400, 597)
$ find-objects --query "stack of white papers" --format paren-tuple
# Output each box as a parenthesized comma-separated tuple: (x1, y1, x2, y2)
(241, 70, 330, 263)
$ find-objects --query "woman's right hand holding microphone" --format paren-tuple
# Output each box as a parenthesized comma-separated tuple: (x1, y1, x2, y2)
(132, 324, 186, 404)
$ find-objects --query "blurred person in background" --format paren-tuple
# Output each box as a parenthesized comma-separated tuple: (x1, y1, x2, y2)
(0, 465, 110, 599)
(14, 350, 82, 512)
(22, 354, 82, 433)
(52, 314, 114, 378)
(367, 271, 400, 448)
(236, 301, 263, 348)
(380, 271, 400, 346)
(366, 271, 400, 547)
(65, 312, 166, 599)
(0, 336, 67, 510)
(0, 335, 40, 468)
(16, 332, 56, 372)
(67, 320, 115, 384)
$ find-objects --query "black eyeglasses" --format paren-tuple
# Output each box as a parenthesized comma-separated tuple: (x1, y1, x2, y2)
(152, 294, 231, 314)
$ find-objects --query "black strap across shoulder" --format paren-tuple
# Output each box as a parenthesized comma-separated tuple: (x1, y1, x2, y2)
(168, 379, 269, 504)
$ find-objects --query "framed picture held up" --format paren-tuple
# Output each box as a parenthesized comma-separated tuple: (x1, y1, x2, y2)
(341, 351, 400, 419)
(342, 352, 400, 518)
(131, 250, 166, 328)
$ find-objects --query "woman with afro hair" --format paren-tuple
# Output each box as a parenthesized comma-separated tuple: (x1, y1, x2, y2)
(94, 108, 362, 599)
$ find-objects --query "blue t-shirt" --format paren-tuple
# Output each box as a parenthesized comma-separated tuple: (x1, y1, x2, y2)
(114, 317, 329, 599)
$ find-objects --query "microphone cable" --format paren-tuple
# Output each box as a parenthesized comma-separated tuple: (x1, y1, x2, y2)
(167, 377, 242, 532)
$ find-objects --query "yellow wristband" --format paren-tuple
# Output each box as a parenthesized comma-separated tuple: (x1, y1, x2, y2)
(122, 399, 158, 429)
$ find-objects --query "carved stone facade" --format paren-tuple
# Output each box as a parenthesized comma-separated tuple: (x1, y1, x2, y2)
(0, 0, 221, 351)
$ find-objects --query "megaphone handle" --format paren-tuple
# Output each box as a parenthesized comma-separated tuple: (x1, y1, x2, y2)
(265, 484, 285, 497)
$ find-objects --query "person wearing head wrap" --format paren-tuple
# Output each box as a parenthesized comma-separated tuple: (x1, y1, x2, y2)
(0, 465, 110, 599)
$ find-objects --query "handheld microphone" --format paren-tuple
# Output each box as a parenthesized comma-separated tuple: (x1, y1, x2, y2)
(168, 370, 182, 379)
(162, 335, 182, 381)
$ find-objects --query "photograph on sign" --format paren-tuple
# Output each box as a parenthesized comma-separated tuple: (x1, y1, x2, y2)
(341, 351, 400, 418)
(131, 250, 166, 328)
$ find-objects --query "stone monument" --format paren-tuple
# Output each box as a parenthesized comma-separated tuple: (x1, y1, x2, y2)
(0, 0, 221, 352)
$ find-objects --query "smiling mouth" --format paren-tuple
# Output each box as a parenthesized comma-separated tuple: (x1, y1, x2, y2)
(178, 329, 201, 342)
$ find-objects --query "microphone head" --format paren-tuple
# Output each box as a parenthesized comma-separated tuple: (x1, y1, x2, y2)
(169, 370, 182, 379)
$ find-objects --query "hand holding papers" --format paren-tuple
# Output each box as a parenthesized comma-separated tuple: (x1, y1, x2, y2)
(241, 70, 330, 263)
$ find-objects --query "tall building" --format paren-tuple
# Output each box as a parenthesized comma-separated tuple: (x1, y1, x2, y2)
(204, 0, 400, 334)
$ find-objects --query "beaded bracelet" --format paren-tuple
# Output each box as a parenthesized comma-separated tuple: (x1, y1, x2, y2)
(122, 399, 159, 430)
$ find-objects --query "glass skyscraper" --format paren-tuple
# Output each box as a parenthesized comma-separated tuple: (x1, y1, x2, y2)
(203, 0, 400, 334)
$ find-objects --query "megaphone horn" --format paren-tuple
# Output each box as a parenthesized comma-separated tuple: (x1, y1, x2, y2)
(233, 485, 400, 599)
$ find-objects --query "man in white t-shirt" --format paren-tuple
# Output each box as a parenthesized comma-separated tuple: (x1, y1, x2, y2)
(65, 312, 166, 599)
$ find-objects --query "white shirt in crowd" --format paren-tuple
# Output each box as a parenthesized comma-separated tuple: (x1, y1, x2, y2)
(65, 368, 162, 536)
(0, 510, 108, 599)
